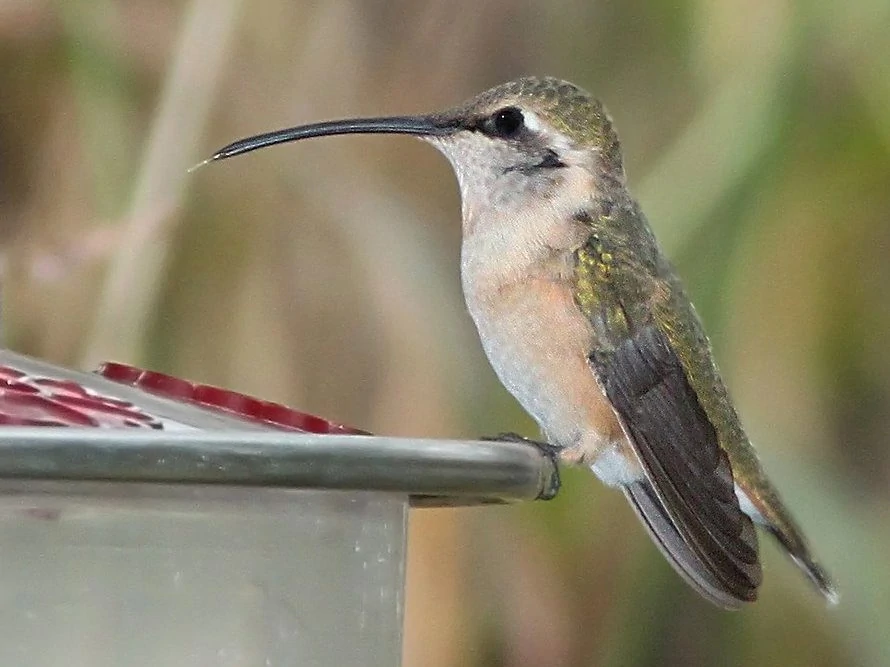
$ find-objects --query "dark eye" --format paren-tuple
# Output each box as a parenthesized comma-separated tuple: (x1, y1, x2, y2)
(489, 107, 524, 138)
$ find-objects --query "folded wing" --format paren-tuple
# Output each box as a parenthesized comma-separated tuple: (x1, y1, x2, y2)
(589, 325, 762, 608)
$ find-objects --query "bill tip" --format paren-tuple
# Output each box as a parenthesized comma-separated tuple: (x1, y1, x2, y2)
(186, 157, 214, 174)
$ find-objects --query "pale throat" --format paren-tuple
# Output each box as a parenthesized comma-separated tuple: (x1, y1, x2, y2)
(458, 162, 596, 296)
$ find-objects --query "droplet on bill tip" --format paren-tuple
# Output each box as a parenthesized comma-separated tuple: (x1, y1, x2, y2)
(186, 157, 214, 174)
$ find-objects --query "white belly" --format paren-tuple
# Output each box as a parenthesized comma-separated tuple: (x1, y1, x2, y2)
(463, 271, 623, 458)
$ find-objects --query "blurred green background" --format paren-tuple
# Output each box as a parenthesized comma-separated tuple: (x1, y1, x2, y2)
(1, 0, 887, 665)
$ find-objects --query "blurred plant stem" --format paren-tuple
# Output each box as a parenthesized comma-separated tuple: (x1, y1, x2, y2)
(78, 0, 242, 368)
(638, 56, 785, 258)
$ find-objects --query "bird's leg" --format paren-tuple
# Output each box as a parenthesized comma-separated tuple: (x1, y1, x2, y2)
(481, 432, 562, 500)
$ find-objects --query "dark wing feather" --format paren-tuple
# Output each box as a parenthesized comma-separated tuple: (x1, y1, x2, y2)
(589, 325, 762, 608)
(623, 481, 757, 609)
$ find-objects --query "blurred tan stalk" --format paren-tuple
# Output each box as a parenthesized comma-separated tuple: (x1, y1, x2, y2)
(80, 0, 242, 368)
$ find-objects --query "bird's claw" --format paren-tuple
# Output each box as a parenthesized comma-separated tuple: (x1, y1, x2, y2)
(481, 432, 562, 501)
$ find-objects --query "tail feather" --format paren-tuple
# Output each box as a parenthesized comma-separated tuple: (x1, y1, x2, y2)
(736, 486, 839, 605)
(766, 525, 840, 605)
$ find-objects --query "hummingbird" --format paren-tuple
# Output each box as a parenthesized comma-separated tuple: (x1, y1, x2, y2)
(201, 76, 837, 609)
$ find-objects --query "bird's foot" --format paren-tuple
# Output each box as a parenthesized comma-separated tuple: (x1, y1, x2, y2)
(481, 432, 562, 501)
(483, 432, 562, 457)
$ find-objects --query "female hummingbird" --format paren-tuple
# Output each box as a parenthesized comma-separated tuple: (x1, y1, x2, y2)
(202, 76, 837, 609)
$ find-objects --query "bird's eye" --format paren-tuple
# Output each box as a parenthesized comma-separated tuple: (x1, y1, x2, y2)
(489, 107, 524, 138)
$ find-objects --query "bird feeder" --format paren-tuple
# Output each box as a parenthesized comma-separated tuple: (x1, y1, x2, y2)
(0, 350, 554, 667)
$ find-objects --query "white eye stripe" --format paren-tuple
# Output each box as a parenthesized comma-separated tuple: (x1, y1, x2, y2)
(520, 110, 543, 133)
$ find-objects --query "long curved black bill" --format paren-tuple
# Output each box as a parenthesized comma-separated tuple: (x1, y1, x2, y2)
(206, 115, 448, 163)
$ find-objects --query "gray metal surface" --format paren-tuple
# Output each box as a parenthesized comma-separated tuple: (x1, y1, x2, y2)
(0, 349, 557, 504)
(0, 428, 557, 505)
